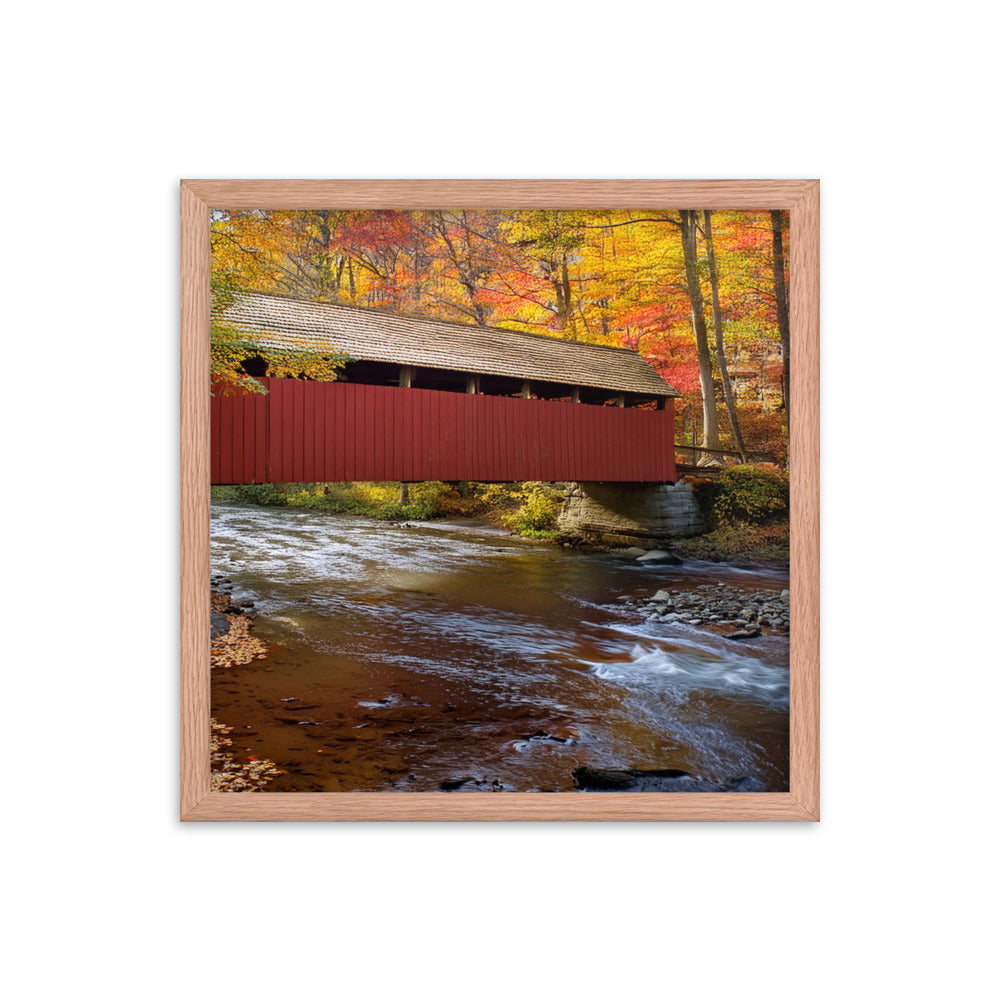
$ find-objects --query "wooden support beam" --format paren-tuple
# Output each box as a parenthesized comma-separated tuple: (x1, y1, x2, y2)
(399, 366, 413, 388)
(521, 380, 532, 399)
(571, 387, 581, 404)
(614, 394, 626, 407)
(466, 374, 480, 394)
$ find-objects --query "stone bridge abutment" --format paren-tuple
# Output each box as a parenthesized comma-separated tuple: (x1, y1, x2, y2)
(557, 481, 704, 547)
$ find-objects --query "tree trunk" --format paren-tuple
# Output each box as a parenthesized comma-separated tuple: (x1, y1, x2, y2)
(315, 211, 333, 299)
(561, 254, 576, 338)
(771, 210, 791, 416)
(703, 211, 747, 462)
(400, 482, 410, 505)
(679, 210, 720, 455)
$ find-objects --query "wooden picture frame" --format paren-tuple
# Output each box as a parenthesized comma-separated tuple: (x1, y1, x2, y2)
(181, 179, 819, 822)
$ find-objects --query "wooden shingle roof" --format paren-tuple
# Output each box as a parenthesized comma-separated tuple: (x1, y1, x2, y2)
(224, 291, 680, 398)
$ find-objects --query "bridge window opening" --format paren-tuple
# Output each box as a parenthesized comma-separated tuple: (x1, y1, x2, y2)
(410, 366, 469, 393)
(240, 355, 268, 377)
(296, 359, 670, 410)
(532, 381, 576, 402)
(631, 396, 665, 411)
(340, 360, 401, 386)
(579, 387, 620, 406)
(478, 373, 527, 398)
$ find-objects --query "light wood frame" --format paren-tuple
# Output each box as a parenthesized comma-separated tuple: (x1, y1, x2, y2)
(181, 180, 819, 822)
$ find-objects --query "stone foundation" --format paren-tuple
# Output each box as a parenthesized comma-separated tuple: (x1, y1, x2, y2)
(557, 481, 704, 546)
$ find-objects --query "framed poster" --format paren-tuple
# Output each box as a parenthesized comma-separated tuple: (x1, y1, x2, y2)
(181, 179, 819, 821)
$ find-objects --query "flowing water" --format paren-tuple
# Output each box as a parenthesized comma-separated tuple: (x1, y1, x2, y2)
(211, 502, 789, 792)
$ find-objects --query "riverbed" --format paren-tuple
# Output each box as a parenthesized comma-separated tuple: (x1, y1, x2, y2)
(210, 502, 790, 792)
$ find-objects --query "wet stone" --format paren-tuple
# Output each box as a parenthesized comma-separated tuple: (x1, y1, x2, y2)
(210, 610, 231, 640)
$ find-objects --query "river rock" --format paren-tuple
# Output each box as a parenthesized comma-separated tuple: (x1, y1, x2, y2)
(573, 765, 703, 791)
(723, 775, 767, 792)
(572, 766, 638, 789)
(651, 589, 672, 602)
(440, 777, 473, 791)
(210, 611, 230, 639)
(636, 549, 682, 564)
(728, 626, 762, 639)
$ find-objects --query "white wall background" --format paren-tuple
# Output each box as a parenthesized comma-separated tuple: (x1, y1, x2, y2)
(3, 2, 994, 997)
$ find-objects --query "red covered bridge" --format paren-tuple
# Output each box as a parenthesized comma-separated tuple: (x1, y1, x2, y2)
(211, 292, 679, 485)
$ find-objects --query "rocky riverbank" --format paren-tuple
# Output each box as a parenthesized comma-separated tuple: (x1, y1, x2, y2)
(615, 581, 790, 639)
(210, 574, 268, 668)
(210, 575, 282, 790)
(669, 523, 790, 568)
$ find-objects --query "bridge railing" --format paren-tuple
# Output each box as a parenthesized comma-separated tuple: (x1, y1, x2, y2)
(674, 444, 779, 466)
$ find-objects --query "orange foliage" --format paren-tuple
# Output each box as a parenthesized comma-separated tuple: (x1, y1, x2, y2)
(212, 209, 790, 460)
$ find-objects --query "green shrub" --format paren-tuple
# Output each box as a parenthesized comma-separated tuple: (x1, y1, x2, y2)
(211, 479, 566, 536)
(672, 522, 789, 565)
(498, 482, 562, 536)
(694, 464, 789, 529)
(211, 483, 290, 505)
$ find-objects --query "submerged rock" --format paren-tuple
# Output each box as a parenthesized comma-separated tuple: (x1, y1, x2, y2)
(440, 777, 473, 791)
(573, 765, 769, 793)
(636, 549, 682, 564)
(572, 766, 638, 789)
(572, 765, 692, 790)
(723, 775, 767, 792)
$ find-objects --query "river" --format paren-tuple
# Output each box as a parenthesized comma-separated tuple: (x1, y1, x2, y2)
(210, 502, 790, 792)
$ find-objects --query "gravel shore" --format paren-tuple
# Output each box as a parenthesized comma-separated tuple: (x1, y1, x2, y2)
(617, 581, 791, 638)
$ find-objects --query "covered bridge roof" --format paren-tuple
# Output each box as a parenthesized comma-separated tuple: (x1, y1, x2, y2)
(224, 291, 680, 398)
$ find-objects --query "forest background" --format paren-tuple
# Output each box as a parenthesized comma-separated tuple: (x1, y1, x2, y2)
(210, 208, 791, 465)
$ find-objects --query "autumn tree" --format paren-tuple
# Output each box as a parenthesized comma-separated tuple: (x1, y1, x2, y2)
(208, 207, 790, 461)
(771, 210, 791, 416)
(210, 221, 348, 393)
(211, 210, 347, 300)
(411, 211, 506, 325)
(502, 211, 589, 337)
(704, 210, 747, 461)
(679, 210, 721, 455)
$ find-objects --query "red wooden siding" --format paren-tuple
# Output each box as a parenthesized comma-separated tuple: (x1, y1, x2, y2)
(211, 378, 676, 484)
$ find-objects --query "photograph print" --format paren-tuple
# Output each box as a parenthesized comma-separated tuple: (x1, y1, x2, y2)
(205, 203, 797, 801)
